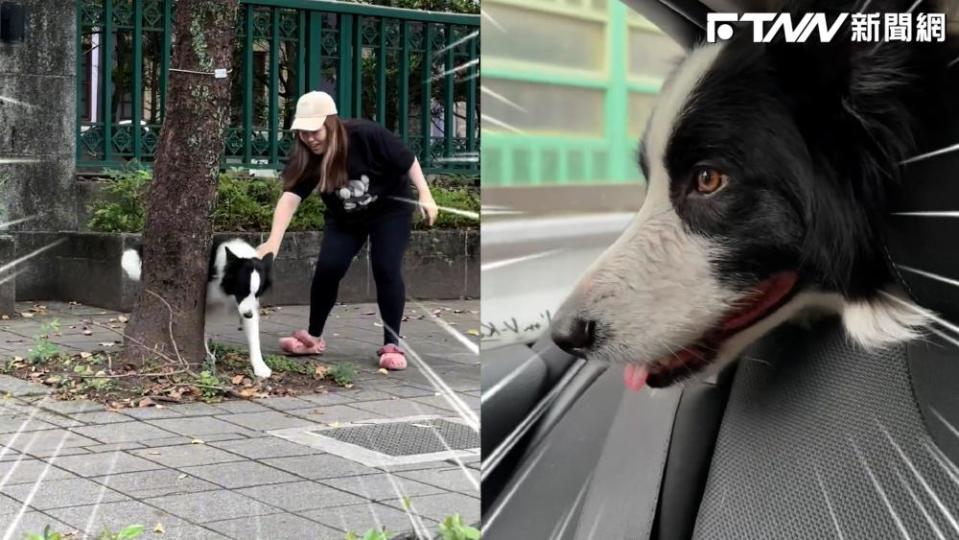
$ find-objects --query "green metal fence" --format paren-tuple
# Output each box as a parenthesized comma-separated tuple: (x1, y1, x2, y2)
(75, 0, 480, 175)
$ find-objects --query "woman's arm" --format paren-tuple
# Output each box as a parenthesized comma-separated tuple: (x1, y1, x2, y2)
(408, 157, 437, 226)
(256, 191, 302, 257)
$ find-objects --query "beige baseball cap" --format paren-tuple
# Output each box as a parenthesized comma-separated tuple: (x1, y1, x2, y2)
(291, 91, 338, 131)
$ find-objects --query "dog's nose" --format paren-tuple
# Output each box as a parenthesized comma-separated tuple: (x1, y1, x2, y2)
(242, 312, 254, 319)
(552, 317, 597, 355)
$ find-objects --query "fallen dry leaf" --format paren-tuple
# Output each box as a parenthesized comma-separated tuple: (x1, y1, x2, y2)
(82, 330, 93, 336)
(118, 315, 128, 323)
(239, 387, 257, 398)
(191, 438, 204, 444)
(378, 368, 389, 375)
(20, 312, 33, 319)
(153, 523, 165, 534)
(138, 398, 155, 408)
(467, 329, 480, 336)
(314, 365, 328, 378)
(231, 374, 245, 385)
(79, 352, 92, 359)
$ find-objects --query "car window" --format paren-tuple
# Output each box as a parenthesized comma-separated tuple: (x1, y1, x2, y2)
(481, 0, 685, 348)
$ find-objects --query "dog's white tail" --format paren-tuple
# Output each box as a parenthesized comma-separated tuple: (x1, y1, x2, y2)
(121, 249, 142, 281)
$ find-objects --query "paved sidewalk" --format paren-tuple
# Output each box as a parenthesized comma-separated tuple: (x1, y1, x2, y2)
(0, 300, 480, 539)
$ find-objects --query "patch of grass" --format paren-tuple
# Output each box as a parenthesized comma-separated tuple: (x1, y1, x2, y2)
(263, 354, 315, 375)
(438, 514, 481, 540)
(346, 529, 392, 540)
(26, 524, 144, 540)
(327, 362, 356, 387)
(194, 370, 226, 402)
(28, 320, 61, 364)
(346, 513, 480, 540)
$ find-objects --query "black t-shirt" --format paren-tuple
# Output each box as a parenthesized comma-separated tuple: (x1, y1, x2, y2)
(285, 119, 417, 226)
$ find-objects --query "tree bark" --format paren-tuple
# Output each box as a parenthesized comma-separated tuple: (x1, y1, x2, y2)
(121, 0, 240, 368)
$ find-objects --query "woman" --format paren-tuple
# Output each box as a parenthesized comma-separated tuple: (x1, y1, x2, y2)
(256, 91, 438, 370)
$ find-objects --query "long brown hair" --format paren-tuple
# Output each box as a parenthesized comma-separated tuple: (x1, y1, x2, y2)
(282, 115, 349, 194)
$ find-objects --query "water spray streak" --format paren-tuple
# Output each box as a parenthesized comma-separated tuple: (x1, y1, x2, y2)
(815, 465, 846, 540)
(900, 142, 959, 165)
(849, 437, 911, 539)
(0, 96, 35, 109)
(482, 250, 563, 272)
(482, 114, 526, 134)
(481, 86, 528, 113)
(435, 30, 479, 56)
(383, 323, 478, 431)
(388, 196, 478, 220)
(891, 211, 959, 218)
(0, 215, 38, 229)
(0, 238, 67, 276)
(877, 420, 959, 535)
(895, 464, 947, 540)
(411, 300, 478, 355)
(429, 59, 478, 82)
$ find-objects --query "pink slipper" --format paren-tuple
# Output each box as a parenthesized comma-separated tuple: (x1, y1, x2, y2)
(378, 344, 407, 370)
(279, 336, 325, 356)
(292, 330, 326, 352)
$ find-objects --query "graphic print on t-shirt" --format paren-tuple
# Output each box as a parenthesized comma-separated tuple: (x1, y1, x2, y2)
(337, 174, 378, 211)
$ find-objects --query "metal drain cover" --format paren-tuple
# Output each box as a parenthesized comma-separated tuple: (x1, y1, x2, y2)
(268, 415, 480, 467)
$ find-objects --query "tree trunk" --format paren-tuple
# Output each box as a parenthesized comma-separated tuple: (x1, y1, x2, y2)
(121, 0, 240, 368)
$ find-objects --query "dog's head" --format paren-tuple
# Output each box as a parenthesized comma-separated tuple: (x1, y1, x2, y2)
(222, 247, 274, 319)
(551, 7, 950, 389)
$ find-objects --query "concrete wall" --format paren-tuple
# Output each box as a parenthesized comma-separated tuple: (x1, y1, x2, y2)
(0, 1, 78, 312)
(21, 231, 479, 312)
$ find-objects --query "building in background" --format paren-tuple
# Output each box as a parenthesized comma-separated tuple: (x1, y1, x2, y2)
(481, 0, 683, 213)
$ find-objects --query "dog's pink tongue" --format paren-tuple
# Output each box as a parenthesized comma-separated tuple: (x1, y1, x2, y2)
(624, 363, 648, 392)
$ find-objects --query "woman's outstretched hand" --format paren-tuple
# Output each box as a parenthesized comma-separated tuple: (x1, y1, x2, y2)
(419, 194, 438, 227)
(256, 242, 278, 259)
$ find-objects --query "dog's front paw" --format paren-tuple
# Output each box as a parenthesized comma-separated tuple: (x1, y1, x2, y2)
(253, 367, 272, 379)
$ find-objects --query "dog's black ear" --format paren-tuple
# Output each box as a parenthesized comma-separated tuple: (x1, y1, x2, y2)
(260, 252, 274, 272)
(224, 246, 239, 265)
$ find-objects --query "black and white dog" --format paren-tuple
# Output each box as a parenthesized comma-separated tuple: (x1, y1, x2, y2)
(121, 238, 275, 378)
(551, 0, 954, 390)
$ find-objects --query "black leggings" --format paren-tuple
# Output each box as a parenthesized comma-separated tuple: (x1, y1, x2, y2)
(309, 210, 411, 345)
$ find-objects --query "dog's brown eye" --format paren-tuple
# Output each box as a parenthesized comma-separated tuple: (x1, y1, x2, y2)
(695, 168, 728, 195)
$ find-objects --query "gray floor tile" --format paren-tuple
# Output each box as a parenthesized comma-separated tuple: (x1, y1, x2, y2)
(236, 480, 366, 512)
(92, 468, 220, 499)
(300, 502, 429, 537)
(209, 436, 319, 460)
(146, 490, 278, 523)
(216, 411, 321, 431)
(180, 461, 300, 489)
(206, 512, 342, 540)
(72, 422, 175, 444)
(1, 477, 129, 510)
(0, 459, 77, 485)
(47, 500, 189, 533)
(262, 454, 373, 480)
(131, 444, 247, 468)
(146, 417, 260, 438)
(50, 451, 163, 477)
(320, 473, 446, 503)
